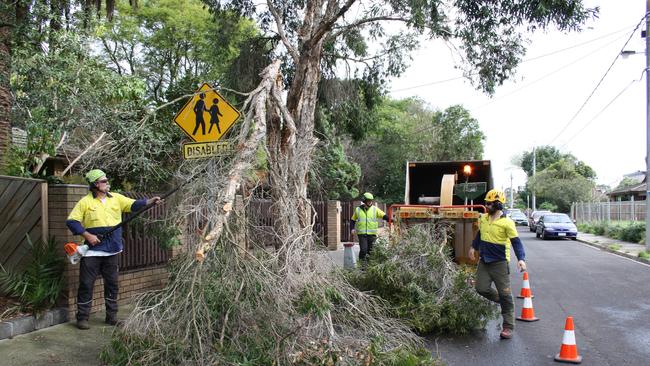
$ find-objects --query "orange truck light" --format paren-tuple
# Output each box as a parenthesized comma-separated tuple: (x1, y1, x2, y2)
(463, 164, 472, 176)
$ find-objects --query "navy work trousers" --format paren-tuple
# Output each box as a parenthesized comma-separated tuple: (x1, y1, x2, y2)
(76, 254, 119, 321)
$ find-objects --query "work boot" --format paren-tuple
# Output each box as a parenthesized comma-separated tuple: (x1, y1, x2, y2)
(500, 327, 513, 339)
(76, 319, 90, 330)
(105, 315, 123, 326)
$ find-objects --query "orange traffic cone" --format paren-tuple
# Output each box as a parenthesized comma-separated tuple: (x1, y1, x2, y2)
(517, 271, 534, 299)
(516, 295, 539, 322)
(554, 316, 582, 363)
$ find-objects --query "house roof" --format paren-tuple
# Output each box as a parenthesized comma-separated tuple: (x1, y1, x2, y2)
(608, 182, 646, 196)
(11, 127, 81, 158)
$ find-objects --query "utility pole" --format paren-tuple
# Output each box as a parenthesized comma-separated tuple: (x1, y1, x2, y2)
(646, 0, 650, 250)
(532, 146, 537, 211)
(510, 172, 514, 209)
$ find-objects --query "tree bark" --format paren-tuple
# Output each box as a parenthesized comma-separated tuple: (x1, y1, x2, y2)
(267, 39, 322, 250)
(0, 0, 13, 170)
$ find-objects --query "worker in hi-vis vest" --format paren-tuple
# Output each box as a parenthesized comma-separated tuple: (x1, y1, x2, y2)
(351, 192, 389, 262)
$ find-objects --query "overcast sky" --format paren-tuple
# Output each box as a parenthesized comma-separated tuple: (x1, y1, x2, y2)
(388, 0, 647, 192)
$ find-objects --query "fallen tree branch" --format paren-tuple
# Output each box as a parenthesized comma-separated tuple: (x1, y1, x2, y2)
(194, 60, 282, 262)
(60, 132, 106, 177)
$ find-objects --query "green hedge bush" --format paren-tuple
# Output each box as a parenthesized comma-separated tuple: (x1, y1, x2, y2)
(578, 221, 645, 244)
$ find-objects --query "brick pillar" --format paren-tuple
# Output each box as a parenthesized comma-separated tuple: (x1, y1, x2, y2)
(48, 184, 88, 318)
(327, 200, 341, 250)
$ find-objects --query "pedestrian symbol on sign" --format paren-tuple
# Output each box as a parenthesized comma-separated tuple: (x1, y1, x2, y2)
(174, 83, 240, 143)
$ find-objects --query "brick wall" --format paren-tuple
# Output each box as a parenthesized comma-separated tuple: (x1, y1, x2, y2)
(48, 184, 171, 319)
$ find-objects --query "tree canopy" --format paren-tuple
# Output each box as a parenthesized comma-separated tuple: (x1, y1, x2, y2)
(349, 99, 485, 203)
(2, 0, 259, 190)
(519, 145, 596, 180)
(528, 159, 595, 212)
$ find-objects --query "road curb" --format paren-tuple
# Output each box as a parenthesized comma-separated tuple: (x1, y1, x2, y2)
(576, 238, 650, 265)
(0, 307, 68, 340)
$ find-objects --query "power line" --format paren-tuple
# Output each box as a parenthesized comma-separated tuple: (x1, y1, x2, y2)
(522, 24, 635, 63)
(548, 13, 649, 145)
(390, 24, 635, 93)
(472, 33, 629, 111)
(397, 34, 635, 138)
(390, 75, 465, 93)
(559, 79, 638, 148)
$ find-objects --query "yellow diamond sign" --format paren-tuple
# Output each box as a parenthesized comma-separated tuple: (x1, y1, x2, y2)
(173, 83, 241, 142)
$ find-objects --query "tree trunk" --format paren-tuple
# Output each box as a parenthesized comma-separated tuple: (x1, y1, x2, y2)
(0, 0, 13, 169)
(267, 40, 322, 250)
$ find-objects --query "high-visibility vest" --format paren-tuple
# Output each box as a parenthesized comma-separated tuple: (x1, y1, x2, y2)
(354, 206, 380, 235)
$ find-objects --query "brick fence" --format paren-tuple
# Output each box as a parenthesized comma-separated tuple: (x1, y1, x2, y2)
(46, 186, 369, 318)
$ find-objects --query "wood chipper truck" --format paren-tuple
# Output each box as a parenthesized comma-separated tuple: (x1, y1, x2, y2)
(388, 160, 493, 264)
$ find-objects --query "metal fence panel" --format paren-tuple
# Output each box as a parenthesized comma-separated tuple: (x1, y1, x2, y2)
(571, 200, 646, 223)
(120, 192, 169, 271)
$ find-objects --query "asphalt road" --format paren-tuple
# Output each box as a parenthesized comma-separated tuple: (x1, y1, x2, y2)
(430, 228, 650, 366)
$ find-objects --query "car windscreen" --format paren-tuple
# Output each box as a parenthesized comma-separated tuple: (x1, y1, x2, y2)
(532, 212, 550, 220)
(543, 215, 572, 223)
(512, 213, 526, 219)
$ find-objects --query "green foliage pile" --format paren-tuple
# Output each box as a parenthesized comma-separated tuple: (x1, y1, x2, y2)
(347, 224, 497, 335)
(0, 237, 65, 314)
(639, 251, 650, 260)
(578, 222, 645, 244)
(100, 234, 436, 365)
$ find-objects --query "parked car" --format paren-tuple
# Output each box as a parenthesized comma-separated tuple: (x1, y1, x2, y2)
(535, 213, 578, 240)
(528, 210, 551, 232)
(504, 208, 522, 216)
(510, 212, 528, 226)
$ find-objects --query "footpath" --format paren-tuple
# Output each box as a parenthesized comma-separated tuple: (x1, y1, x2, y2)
(0, 305, 133, 366)
(576, 232, 650, 265)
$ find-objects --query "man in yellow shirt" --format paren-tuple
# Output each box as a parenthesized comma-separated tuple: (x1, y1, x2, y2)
(351, 192, 388, 262)
(66, 169, 161, 330)
(469, 189, 526, 339)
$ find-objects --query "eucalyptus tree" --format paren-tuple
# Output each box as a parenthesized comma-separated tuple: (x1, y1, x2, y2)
(201, 0, 597, 239)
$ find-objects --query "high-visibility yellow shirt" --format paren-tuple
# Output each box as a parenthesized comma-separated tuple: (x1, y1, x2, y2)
(66, 192, 139, 254)
(68, 192, 136, 228)
(474, 213, 524, 262)
(351, 205, 386, 235)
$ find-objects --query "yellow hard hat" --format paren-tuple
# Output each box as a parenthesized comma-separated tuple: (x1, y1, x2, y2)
(485, 189, 506, 203)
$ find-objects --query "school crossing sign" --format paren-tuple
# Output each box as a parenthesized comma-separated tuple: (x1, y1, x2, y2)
(173, 83, 241, 143)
